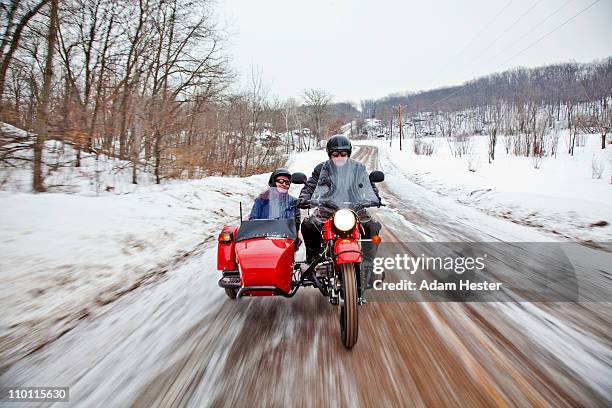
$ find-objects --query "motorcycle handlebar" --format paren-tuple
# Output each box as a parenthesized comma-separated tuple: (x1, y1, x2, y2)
(295, 199, 383, 210)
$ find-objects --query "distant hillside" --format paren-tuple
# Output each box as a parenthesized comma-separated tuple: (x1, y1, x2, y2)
(361, 57, 612, 116)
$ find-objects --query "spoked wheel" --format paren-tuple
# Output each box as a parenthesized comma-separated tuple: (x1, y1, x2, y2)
(225, 288, 238, 299)
(339, 263, 358, 349)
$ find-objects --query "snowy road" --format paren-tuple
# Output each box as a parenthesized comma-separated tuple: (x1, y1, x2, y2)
(1, 146, 611, 407)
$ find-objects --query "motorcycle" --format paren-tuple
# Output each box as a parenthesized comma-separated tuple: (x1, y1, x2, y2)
(217, 160, 384, 349)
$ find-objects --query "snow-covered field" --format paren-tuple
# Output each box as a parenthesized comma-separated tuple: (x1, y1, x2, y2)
(362, 133, 612, 243)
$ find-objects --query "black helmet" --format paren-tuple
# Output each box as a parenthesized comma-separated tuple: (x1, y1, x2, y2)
(326, 134, 352, 157)
(268, 168, 292, 187)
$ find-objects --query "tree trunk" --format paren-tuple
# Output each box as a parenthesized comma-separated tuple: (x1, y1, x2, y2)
(33, 135, 45, 192)
(567, 106, 574, 156)
(132, 125, 140, 184)
(154, 130, 162, 184)
(33, 0, 58, 192)
(489, 128, 497, 163)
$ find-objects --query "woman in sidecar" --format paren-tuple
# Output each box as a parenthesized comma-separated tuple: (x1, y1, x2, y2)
(248, 168, 300, 230)
(217, 169, 305, 298)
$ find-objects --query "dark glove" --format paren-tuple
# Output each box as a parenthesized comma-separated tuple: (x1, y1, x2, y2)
(321, 200, 339, 211)
(294, 198, 311, 209)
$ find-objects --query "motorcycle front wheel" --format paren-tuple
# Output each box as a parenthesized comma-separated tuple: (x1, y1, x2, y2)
(339, 263, 358, 348)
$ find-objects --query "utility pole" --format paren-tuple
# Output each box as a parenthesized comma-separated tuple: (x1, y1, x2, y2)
(397, 105, 403, 151)
(389, 116, 393, 148)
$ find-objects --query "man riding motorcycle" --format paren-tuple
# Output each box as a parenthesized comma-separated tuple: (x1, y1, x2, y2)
(295, 135, 382, 288)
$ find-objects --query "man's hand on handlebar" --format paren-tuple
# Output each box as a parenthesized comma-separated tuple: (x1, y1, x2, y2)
(320, 200, 339, 210)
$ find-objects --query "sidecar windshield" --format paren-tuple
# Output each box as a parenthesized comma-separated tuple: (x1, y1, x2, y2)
(235, 218, 297, 242)
(311, 158, 379, 210)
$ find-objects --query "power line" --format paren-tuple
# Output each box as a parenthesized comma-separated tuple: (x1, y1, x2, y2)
(420, 0, 602, 112)
(429, 0, 546, 91)
(494, 0, 601, 70)
(438, 0, 548, 90)
(477, 0, 546, 59)
(454, 0, 515, 59)
(409, 0, 536, 111)
(486, 0, 576, 64)
(429, 1, 514, 83)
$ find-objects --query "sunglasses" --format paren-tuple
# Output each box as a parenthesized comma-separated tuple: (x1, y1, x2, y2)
(331, 151, 349, 158)
(275, 179, 291, 185)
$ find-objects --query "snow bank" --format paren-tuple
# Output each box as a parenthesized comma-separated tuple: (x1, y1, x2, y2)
(0, 176, 261, 368)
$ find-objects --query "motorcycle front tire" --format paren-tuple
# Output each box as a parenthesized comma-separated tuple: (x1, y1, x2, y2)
(339, 263, 358, 348)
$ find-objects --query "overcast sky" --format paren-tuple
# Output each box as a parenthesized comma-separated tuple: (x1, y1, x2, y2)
(218, 0, 612, 104)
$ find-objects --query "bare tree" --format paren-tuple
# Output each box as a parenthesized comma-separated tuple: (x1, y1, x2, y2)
(485, 103, 502, 163)
(0, 0, 51, 105)
(303, 88, 331, 143)
(282, 98, 298, 153)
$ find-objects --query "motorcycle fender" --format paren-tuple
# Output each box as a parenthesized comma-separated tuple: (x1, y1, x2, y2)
(334, 238, 362, 264)
(217, 226, 238, 271)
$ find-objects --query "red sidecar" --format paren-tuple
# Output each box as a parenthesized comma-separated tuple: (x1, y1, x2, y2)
(217, 218, 297, 298)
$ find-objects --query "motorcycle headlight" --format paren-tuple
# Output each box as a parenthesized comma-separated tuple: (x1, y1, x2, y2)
(333, 209, 357, 232)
